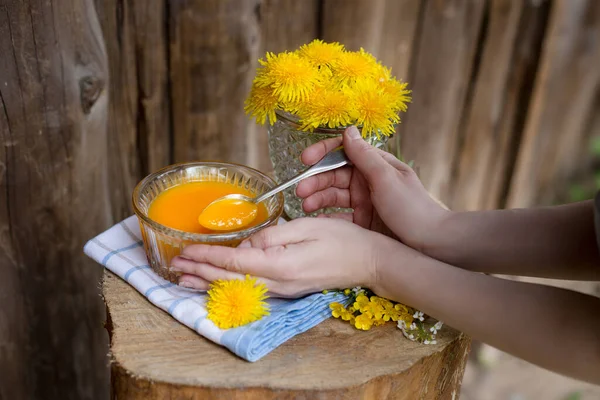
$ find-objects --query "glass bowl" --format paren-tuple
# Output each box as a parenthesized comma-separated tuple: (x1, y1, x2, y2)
(132, 162, 284, 283)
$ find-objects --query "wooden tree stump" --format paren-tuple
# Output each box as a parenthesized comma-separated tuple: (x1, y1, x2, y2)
(104, 271, 470, 399)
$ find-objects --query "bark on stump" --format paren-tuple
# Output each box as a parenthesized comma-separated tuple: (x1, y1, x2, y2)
(104, 271, 470, 399)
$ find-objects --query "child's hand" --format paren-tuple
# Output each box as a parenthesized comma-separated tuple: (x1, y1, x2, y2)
(170, 218, 399, 298)
(297, 126, 450, 254)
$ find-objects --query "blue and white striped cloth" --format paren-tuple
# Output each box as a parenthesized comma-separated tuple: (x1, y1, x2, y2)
(84, 215, 349, 362)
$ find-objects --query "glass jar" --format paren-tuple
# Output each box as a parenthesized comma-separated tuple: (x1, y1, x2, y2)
(132, 162, 284, 283)
(267, 111, 389, 219)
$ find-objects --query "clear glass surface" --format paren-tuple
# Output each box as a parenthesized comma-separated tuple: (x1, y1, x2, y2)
(267, 111, 389, 219)
(132, 162, 284, 283)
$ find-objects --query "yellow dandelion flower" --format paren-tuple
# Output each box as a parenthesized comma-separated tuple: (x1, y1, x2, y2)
(354, 313, 374, 331)
(374, 64, 392, 81)
(244, 43, 411, 132)
(343, 288, 352, 296)
(244, 84, 279, 125)
(332, 48, 380, 86)
(255, 51, 321, 103)
(297, 86, 354, 130)
(379, 78, 412, 112)
(298, 39, 345, 67)
(373, 318, 386, 327)
(348, 78, 399, 137)
(206, 275, 269, 329)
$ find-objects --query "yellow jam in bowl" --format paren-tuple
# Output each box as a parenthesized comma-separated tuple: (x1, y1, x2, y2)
(149, 182, 266, 233)
(132, 162, 284, 283)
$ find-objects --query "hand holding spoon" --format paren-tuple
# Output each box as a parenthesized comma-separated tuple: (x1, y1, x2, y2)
(198, 146, 351, 231)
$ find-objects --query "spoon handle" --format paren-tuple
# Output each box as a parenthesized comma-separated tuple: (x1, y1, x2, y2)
(255, 146, 351, 204)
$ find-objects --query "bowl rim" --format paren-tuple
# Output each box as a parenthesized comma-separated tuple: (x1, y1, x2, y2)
(131, 161, 285, 242)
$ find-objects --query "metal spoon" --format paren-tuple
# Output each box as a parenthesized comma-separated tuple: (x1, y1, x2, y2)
(198, 146, 351, 230)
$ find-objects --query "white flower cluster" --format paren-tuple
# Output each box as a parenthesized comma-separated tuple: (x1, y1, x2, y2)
(397, 317, 443, 345)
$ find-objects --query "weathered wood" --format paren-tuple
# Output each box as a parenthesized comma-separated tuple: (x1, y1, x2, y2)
(0, 0, 110, 399)
(544, 88, 600, 205)
(507, 0, 600, 208)
(247, 0, 320, 173)
(400, 0, 486, 204)
(449, 0, 523, 211)
(451, 0, 551, 211)
(259, 0, 320, 52)
(95, 0, 171, 221)
(104, 271, 470, 399)
(321, 0, 421, 80)
(321, 0, 422, 157)
(322, 0, 388, 53)
(169, 0, 261, 167)
(478, 0, 552, 210)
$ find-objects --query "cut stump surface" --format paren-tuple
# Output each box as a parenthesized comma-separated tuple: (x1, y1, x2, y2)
(104, 271, 470, 399)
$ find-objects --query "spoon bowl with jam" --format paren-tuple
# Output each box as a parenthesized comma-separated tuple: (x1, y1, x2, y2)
(198, 146, 350, 231)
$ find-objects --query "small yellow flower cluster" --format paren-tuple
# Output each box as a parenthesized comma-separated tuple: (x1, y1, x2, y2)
(329, 287, 443, 344)
(330, 289, 413, 331)
(245, 39, 411, 138)
(206, 275, 269, 329)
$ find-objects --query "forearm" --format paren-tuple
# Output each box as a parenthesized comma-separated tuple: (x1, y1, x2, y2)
(428, 200, 600, 279)
(376, 245, 600, 384)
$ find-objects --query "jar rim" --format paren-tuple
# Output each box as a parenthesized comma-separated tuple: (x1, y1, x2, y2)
(274, 110, 354, 136)
(274, 110, 399, 136)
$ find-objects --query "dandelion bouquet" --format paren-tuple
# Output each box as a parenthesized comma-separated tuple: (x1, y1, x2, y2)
(244, 39, 411, 138)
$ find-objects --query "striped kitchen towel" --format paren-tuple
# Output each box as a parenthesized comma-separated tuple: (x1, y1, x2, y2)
(83, 215, 349, 362)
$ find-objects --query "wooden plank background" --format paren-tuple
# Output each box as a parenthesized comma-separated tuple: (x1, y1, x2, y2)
(1, 0, 599, 398)
(96, 0, 600, 219)
(0, 1, 111, 399)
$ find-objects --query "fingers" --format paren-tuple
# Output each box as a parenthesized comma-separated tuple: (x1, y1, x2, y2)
(177, 219, 315, 275)
(179, 244, 273, 276)
(172, 219, 335, 298)
(343, 126, 394, 184)
(375, 148, 413, 173)
(178, 273, 210, 290)
(297, 147, 411, 201)
(348, 170, 375, 229)
(246, 218, 315, 249)
(316, 212, 354, 222)
(172, 256, 246, 281)
(302, 187, 351, 213)
(173, 258, 278, 292)
(301, 136, 343, 165)
(295, 167, 352, 198)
